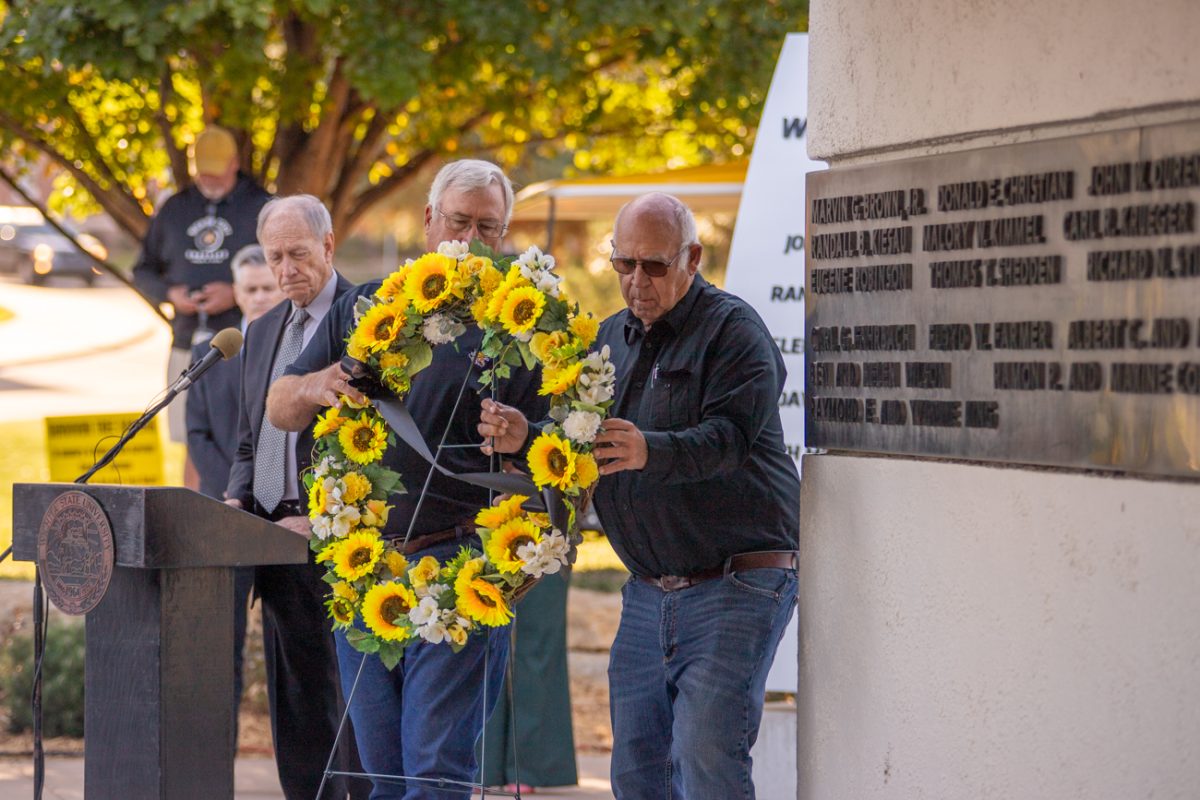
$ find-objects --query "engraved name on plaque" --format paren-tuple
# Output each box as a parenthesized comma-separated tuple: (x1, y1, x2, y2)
(805, 121, 1200, 479)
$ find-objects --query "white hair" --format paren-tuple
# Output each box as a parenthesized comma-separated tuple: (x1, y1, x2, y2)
(428, 160, 515, 224)
(256, 194, 333, 242)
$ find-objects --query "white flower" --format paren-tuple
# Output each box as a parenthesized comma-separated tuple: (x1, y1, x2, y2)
(311, 516, 333, 540)
(563, 410, 602, 443)
(416, 620, 450, 644)
(422, 313, 465, 345)
(437, 240, 471, 260)
(534, 270, 562, 297)
(517, 531, 571, 578)
(330, 507, 361, 538)
(408, 596, 441, 626)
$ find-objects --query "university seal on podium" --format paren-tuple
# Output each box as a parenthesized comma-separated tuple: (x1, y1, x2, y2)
(37, 490, 114, 615)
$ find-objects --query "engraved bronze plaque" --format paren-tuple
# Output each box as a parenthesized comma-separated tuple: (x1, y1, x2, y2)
(806, 120, 1200, 478)
(37, 490, 115, 615)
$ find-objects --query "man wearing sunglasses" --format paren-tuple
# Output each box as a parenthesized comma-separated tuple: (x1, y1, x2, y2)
(480, 191, 800, 799)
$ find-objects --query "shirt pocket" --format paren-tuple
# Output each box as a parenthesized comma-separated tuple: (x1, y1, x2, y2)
(649, 368, 694, 430)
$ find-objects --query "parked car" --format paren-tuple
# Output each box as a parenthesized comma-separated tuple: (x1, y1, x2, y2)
(0, 206, 107, 286)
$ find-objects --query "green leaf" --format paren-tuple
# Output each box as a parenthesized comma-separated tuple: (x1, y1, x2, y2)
(401, 340, 434, 375)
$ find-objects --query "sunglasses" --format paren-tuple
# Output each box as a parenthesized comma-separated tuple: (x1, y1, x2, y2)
(609, 245, 690, 277)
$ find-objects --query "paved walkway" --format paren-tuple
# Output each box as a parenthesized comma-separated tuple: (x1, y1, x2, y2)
(0, 754, 614, 798)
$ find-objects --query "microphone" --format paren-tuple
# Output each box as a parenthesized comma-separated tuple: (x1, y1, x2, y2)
(173, 327, 243, 392)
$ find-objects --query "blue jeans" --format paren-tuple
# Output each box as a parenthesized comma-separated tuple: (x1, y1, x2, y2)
(334, 540, 511, 799)
(608, 566, 798, 799)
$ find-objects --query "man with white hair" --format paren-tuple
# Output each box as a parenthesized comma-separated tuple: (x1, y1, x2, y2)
(267, 160, 547, 799)
(479, 192, 800, 799)
(225, 195, 366, 799)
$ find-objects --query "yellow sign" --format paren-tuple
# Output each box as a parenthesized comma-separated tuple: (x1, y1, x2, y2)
(45, 413, 164, 485)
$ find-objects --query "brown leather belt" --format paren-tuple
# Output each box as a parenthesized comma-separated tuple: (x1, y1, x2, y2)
(638, 550, 798, 592)
(396, 522, 474, 556)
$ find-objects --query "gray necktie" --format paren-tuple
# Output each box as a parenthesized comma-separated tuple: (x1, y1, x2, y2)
(253, 307, 309, 514)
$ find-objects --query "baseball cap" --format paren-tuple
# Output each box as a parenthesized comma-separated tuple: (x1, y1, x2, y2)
(190, 127, 238, 176)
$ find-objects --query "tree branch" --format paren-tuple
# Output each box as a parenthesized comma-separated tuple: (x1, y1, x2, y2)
(0, 164, 166, 321)
(0, 111, 149, 239)
(157, 63, 190, 188)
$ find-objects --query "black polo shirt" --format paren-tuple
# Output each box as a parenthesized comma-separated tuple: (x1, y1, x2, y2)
(592, 275, 800, 578)
(287, 281, 547, 540)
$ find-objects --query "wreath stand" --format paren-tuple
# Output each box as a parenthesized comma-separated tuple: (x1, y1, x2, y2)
(316, 353, 555, 799)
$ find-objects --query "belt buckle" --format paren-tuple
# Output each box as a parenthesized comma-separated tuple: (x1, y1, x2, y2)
(659, 575, 692, 592)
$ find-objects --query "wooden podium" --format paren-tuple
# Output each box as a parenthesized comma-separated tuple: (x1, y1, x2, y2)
(11, 483, 309, 799)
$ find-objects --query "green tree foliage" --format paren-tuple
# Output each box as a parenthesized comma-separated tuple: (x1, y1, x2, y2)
(0, 0, 805, 239)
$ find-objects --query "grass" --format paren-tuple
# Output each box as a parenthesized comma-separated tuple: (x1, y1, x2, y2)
(0, 420, 185, 580)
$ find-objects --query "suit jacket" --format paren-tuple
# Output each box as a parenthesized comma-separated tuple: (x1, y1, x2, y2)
(185, 339, 242, 499)
(226, 273, 355, 508)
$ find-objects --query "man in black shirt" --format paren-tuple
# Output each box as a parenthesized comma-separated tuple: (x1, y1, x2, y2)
(134, 125, 271, 447)
(266, 160, 546, 798)
(480, 192, 800, 799)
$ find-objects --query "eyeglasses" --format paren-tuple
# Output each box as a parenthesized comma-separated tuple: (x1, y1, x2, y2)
(609, 245, 690, 277)
(436, 209, 508, 239)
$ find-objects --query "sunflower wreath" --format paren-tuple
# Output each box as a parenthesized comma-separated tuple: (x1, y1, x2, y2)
(304, 240, 615, 668)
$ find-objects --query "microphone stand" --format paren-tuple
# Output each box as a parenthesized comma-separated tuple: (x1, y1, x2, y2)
(27, 364, 199, 799)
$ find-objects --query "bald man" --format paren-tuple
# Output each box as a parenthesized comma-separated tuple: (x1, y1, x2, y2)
(480, 192, 800, 799)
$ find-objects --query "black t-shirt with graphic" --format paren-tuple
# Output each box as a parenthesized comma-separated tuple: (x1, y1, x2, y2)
(133, 173, 272, 347)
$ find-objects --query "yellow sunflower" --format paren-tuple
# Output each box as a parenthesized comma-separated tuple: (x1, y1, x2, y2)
(308, 479, 329, 516)
(454, 560, 513, 627)
(484, 267, 528, 321)
(528, 432, 577, 490)
(313, 406, 344, 439)
(404, 252, 459, 312)
(384, 550, 409, 579)
(499, 286, 547, 336)
(486, 517, 542, 574)
(574, 451, 599, 489)
(408, 555, 441, 590)
(375, 264, 412, 301)
(358, 303, 405, 353)
(362, 581, 418, 641)
(474, 494, 529, 530)
(332, 529, 384, 581)
(328, 596, 356, 626)
(333, 581, 359, 603)
(569, 313, 600, 348)
(539, 362, 584, 396)
(342, 472, 372, 504)
(315, 540, 339, 565)
(339, 417, 388, 464)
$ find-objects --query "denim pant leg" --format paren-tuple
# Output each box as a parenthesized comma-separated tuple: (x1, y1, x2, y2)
(334, 539, 511, 800)
(669, 568, 797, 800)
(335, 633, 407, 800)
(608, 578, 675, 799)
